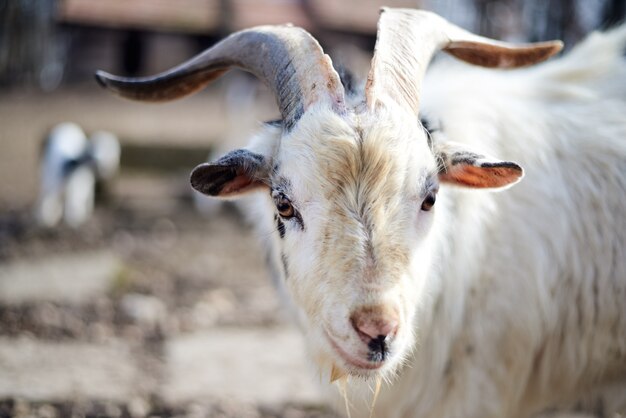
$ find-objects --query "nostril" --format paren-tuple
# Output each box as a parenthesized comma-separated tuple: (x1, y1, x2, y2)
(350, 306, 399, 343)
(368, 335, 390, 363)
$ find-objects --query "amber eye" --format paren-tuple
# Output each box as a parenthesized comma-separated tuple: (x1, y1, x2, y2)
(276, 196, 295, 218)
(421, 193, 436, 211)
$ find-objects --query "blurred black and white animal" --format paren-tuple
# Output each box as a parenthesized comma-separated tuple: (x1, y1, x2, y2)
(95, 8, 626, 417)
(36, 123, 120, 228)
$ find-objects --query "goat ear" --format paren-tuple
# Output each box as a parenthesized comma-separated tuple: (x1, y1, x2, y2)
(443, 39, 562, 69)
(435, 142, 523, 189)
(190, 149, 269, 197)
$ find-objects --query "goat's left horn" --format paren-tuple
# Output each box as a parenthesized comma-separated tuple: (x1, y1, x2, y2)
(365, 8, 563, 114)
(95, 25, 346, 131)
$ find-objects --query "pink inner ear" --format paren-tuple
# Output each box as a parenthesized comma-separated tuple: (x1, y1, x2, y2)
(441, 164, 522, 188)
(219, 169, 266, 197)
(220, 169, 265, 195)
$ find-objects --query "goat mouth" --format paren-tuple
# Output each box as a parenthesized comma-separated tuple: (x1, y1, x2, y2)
(324, 330, 384, 371)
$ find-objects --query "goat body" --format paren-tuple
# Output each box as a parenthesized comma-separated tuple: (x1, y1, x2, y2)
(96, 10, 626, 417)
(339, 27, 626, 417)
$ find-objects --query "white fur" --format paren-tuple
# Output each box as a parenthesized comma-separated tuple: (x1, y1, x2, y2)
(365, 26, 626, 417)
(222, 26, 626, 417)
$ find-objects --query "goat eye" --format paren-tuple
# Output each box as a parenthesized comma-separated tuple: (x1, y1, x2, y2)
(421, 193, 436, 211)
(276, 197, 295, 218)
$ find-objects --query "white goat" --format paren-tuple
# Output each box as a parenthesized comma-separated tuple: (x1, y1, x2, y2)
(95, 9, 626, 417)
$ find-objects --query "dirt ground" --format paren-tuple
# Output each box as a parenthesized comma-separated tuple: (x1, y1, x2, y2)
(0, 86, 340, 418)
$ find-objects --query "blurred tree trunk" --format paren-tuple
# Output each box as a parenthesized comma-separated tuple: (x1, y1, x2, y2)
(525, 0, 584, 46)
(434, 0, 626, 46)
(602, 0, 626, 27)
(0, 0, 65, 89)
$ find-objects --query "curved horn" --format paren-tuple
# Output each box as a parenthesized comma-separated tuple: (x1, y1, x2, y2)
(365, 8, 563, 113)
(95, 25, 345, 131)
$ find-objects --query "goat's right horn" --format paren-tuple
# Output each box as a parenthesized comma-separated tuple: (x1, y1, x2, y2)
(95, 25, 346, 131)
(365, 8, 563, 114)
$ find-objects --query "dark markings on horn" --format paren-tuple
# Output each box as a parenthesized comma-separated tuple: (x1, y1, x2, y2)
(274, 55, 303, 131)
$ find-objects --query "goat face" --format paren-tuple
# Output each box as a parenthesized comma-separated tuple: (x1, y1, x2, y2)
(95, 8, 560, 379)
(279, 108, 439, 378)
(190, 103, 524, 378)
(278, 107, 437, 377)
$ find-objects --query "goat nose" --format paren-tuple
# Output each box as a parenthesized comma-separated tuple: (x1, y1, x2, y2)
(350, 305, 399, 342)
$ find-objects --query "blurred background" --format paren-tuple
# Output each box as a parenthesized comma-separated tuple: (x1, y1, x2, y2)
(0, 1, 623, 417)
